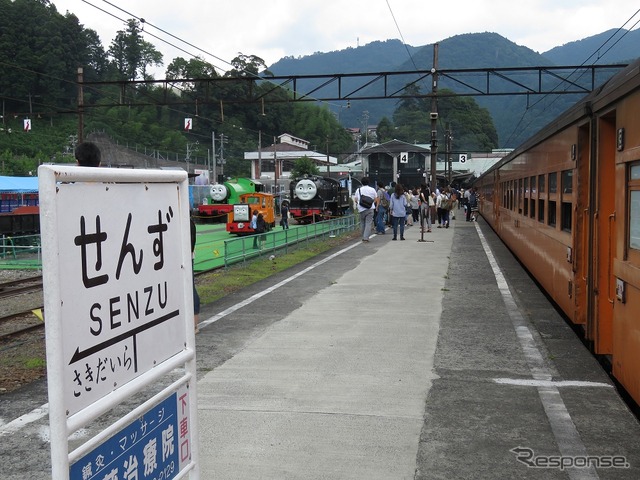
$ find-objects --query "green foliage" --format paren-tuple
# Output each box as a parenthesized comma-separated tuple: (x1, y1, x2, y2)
(290, 157, 320, 178)
(390, 86, 498, 152)
(0, 0, 355, 177)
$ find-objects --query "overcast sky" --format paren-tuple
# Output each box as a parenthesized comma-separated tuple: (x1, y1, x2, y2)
(52, 0, 639, 74)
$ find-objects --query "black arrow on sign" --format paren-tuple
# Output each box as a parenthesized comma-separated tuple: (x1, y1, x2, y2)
(69, 309, 180, 365)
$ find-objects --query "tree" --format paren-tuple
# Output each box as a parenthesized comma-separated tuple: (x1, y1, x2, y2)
(108, 20, 162, 81)
(391, 85, 498, 151)
(376, 117, 395, 143)
(291, 157, 320, 178)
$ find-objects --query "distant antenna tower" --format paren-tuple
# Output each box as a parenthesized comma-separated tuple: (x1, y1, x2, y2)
(357, 37, 359, 47)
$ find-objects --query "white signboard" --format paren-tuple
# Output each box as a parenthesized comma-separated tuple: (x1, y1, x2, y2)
(459, 153, 467, 163)
(39, 166, 194, 416)
(56, 182, 186, 415)
(39, 166, 199, 479)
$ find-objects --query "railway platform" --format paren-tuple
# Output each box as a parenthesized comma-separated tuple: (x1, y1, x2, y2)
(193, 213, 640, 479)
(2, 212, 640, 479)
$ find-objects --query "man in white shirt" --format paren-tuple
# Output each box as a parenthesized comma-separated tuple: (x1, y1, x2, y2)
(355, 177, 378, 242)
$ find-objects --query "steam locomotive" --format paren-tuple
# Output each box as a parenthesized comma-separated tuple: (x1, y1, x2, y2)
(197, 178, 261, 222)
(288, 175, 360, 224)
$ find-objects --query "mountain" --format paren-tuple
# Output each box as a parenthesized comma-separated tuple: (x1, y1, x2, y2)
(268, 31, 639, 148)
(542, 28, 640, 65)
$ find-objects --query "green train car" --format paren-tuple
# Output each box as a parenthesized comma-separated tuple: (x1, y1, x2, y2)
(197, 178, 260, 222)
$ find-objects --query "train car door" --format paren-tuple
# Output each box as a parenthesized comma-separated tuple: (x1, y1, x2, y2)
(590, 113, 617, 355)
(573, 123, 590, 328)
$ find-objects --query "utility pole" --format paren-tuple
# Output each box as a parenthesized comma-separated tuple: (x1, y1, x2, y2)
(429, 44, 439, 192)
(445, 123, 452, 185)
(257, 130, 262, 179)
(77, 67, 84, 143)
(326, 136, 330, 175)
(362, 111, 370, 145)
(219, 133, 227, 182)
(212, 131, 217, 183)
(273, 136, 278, 195)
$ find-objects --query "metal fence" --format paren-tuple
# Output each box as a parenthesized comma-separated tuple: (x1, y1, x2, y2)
(0, 217, 358, 271)
(223, 215, 358, 267)
(0, 234, 42, 269)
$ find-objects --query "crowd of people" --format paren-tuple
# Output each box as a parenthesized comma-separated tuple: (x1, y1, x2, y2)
(354, 177, 479, 243)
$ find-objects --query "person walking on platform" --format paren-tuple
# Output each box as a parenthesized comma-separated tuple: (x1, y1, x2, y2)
(410, 188, 420, 225)
(280, 202, 289, 230)
(355, 177, 377, 242)
(438, 188, 452, 228)
(469, 187, 479, 222)
(420, 185, 433, 233)
(389, 183, 408, 240)
(375, 181, 388, 234)
(464, 188, 472, 221)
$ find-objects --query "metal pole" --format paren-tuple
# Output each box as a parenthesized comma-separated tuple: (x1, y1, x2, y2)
(258, 130, 262, 179)
(212, 131, 217, 182)
(326, 136, 330, 175)
(220, 133, 225, 180)
(273, 136, 278, 195)
(429, 44, 439, 192)
(77, 67, 84, 143)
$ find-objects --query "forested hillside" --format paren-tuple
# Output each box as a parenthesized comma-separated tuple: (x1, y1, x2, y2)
(2, 0, 636, 176)
(0, 0, 352, 176)
(269, 30, 638, 148)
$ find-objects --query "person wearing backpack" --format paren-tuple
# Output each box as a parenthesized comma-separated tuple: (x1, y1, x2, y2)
(437, 188, 452, 228)
(355, 177, 378, 242)
(375, 181, 388, 234)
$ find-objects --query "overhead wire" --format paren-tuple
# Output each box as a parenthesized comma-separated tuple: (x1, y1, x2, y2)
(502, 8, 640, 147)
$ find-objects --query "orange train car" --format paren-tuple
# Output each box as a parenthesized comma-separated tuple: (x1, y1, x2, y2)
(475, 58, 640, 405)
(226, 192, 276, 235)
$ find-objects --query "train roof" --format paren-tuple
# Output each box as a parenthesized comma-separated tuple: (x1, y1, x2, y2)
(477, 58, 640, 181)
(0, 176, 39, 193)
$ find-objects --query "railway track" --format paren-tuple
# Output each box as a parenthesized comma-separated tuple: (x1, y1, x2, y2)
(0, 275, 43, 300)
(0, 275, 45, 344)
(0, 273, 47, 393)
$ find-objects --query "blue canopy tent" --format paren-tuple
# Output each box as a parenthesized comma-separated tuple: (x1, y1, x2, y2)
(0, 176, 39, 213)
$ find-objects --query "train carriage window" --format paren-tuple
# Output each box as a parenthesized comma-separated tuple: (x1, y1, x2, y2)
(538, 174, 546, 193)
(630, 163, 640, 251)
(561, 202, 572, 232)
(631, 190, 640, 250)
(562, 170, 573, 194)
(509, 181, 514, 210)
(523, 178, 529, 216)
(518, 178, 523, 214)
(548, 201, 557, 227)
(530, 176, 536, 218)
(549, 172, 557, 194)
(530, 198, 536, 219)
(538, 199, 545, 223)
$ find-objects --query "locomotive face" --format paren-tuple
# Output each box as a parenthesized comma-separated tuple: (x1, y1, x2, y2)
(295, 179, 318, 201)
(210, 184, 228, 202)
